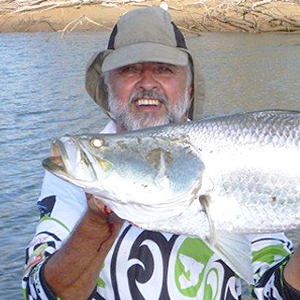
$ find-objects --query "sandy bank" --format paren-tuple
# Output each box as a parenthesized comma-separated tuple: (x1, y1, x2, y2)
(1, 0, 300, 33)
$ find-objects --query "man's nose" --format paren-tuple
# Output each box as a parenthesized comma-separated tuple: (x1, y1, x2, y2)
(136, 69, 159, 90)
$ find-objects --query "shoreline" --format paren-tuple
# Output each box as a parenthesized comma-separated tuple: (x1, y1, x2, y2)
(1, 0, 300, 33)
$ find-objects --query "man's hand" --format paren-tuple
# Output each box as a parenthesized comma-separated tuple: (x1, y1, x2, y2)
(86, 193, 124, 251)
(43, 193, 123, 300)
(86, 193, 113, 217)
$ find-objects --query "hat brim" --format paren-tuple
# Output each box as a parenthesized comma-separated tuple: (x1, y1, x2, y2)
(102, 42, 189, 72)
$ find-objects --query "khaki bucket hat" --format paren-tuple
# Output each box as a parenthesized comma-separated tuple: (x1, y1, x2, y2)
(85, 7, 205, 120)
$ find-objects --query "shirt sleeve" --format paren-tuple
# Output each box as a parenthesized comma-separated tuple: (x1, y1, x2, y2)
(22, 171, 88, 300)
(249, 233, 300, 300)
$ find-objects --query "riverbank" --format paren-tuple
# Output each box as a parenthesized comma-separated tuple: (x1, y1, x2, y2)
(1, 0, 300, 33)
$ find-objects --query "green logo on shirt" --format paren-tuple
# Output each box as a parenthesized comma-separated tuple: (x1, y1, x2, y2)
(175, 237, 214, 297)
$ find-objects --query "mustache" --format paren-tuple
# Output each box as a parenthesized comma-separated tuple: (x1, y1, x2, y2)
(129, 90, 169, 106)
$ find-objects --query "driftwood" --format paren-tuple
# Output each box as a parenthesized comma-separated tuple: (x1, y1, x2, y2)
(59, 14, 111, 36)
(1, 0, 144, 14)
(178, 0, 300, 33)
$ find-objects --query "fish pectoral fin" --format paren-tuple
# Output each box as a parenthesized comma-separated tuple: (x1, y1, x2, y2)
(207, 231, 254, 284)
(199, 194, 253, 284)
(199, 194, 216, 245)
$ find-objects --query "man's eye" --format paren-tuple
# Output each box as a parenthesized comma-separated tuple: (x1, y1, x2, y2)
(157, 66, 173, 74)
(121, 66, 139, 73)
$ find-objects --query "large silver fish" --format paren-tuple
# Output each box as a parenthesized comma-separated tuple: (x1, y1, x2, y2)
(43, 110, 300, 283)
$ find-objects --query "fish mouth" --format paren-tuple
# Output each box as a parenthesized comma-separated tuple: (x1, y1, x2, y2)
(42, 139, 68, 174)
(46, 139, 71, 171)
(43, 140, 66, 169)
(42, 137, 97, 184)
(42, 154, 71, 182)
(43, 155, 65, 171)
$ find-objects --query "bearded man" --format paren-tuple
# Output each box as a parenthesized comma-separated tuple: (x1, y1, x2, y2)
(22, 7, 300, 300)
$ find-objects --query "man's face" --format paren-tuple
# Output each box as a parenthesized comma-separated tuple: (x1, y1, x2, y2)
(106, 62, 192, 132)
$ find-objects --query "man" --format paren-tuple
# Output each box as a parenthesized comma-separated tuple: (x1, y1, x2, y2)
(23, 7, 300, 300)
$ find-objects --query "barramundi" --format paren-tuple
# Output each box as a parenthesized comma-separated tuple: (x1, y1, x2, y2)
(43, 110, 300, 283)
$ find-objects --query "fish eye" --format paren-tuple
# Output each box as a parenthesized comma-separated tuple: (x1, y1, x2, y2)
(90, 138, 104, 148)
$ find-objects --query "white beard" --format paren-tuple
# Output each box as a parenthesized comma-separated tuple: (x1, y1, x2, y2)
(107, 89, 191, 131)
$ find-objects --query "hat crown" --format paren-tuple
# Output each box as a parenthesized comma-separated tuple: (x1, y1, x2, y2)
(114, 8, 176, 49)
(107, 7, 187, 51)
